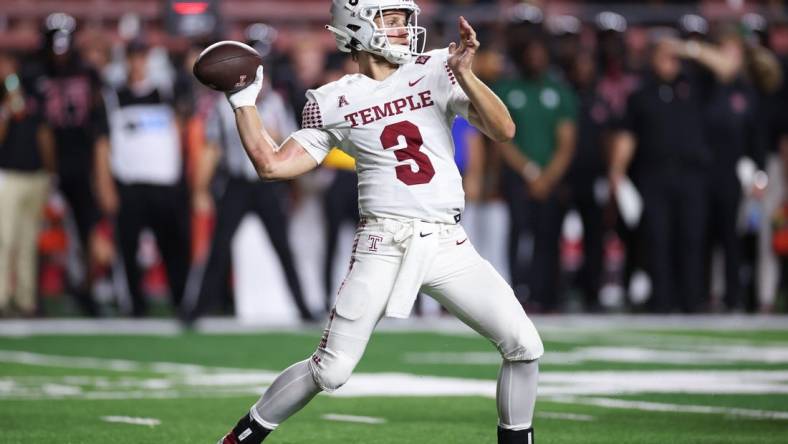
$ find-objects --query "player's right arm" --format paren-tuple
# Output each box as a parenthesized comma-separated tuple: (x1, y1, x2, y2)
(233, 106, 318, 180)
(228, 66, 318, 181)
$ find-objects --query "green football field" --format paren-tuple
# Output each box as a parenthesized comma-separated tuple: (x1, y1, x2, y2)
(1, 317, 787, 443)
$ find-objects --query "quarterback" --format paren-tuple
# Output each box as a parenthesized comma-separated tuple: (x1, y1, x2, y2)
(218, 0, 543, 443)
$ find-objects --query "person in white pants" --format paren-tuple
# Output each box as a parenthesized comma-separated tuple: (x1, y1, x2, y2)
(213, 1, 543, 443)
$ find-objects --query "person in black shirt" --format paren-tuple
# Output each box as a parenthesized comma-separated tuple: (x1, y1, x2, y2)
(0, 50, 55, 317)
(594, 12, 642, 308)
(566, 50, 610, 311)
(669, 28, 781, 312)
(610, 35, 711, 313)
(679, 29, 767, 311)
(26, 14, 105, 316)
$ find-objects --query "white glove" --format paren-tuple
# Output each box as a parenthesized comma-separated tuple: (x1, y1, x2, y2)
(226, 65, 264, 109)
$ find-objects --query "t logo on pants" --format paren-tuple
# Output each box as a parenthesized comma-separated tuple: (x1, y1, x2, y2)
(368, 235, 383, 252)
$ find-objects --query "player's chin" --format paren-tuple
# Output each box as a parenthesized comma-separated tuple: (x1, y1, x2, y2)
(388, 37, 409, 46)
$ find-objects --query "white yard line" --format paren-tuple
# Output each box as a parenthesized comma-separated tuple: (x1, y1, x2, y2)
(100, 416, 161, 426)
(0, 350, 271, 376)
(537, 370, 788, 396)
(537, 412, 595, 422)
(405, 345, 788, 366)
(0, 350, 144, 372)
(542, 330, 787, 348)
(548, 396, 788, 421)
(0, 319, 183, 337)
(321, 414, 387, 424)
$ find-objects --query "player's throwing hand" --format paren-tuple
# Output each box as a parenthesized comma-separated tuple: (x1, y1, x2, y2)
(448, 16, 479, 77)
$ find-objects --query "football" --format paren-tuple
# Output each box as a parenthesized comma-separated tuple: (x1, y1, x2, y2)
(192, 41, 262, 93)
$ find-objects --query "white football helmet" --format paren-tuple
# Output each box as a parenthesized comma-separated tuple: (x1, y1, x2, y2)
(326, 0, 426, 65)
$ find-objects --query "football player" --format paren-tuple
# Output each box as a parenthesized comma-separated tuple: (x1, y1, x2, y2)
(217, 1, 543, 443)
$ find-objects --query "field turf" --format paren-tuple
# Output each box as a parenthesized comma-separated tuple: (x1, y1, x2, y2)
(1, 317, 786, 443)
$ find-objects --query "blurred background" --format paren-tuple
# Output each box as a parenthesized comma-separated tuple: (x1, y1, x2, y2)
(1, 0, 787, 324)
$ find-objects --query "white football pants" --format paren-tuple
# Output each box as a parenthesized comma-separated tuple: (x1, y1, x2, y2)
(251, 218, 544, 431)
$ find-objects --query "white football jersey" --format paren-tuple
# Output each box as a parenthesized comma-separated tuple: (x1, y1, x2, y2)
(290, 48, 471, 224)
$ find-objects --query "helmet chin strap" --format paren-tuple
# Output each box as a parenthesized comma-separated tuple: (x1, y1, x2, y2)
(382, 44, 412, 64)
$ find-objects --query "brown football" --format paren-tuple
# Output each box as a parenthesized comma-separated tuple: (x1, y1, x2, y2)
(193, 41, 262, 93)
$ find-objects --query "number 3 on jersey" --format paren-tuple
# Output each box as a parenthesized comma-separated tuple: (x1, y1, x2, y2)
(380, 120, 435, 186)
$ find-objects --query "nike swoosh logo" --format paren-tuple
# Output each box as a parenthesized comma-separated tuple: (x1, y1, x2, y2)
(419, 232, 433, 238)
(409, 76, 426, 87)
(456, 238, 468, 245)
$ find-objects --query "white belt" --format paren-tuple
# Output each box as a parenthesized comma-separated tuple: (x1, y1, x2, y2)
(383, 219, 442, 318)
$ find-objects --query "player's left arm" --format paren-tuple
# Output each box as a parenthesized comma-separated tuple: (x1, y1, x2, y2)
(447, 16, 515, 143)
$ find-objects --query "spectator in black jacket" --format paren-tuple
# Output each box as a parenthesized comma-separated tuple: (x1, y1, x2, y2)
(674, 28, 767, 311)
(27, 14, 105, 316)
(610, 33, 711, 313)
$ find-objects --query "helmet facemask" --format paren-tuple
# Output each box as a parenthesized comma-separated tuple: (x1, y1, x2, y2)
(363, 5, 425, 64)
(328, 0, 426, 65)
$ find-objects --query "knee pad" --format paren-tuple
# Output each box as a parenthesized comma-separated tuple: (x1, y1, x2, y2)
(499, 317, 544, 362)
(308, 350, 357, 392)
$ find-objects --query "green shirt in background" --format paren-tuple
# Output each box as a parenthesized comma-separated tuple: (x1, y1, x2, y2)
(493, 75, 577, 167)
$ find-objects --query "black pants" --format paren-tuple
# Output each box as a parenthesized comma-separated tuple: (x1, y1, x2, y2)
(186, 178, 311, 320)
(58, 173, 100, 316)
(116, 183, 190, 317)
(322, 170, 359, 310)
(568, 176, 604, 309)
(706, 173, 743, 310)
(638, 171, 707, 313)
(502, 167, 565, 311)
